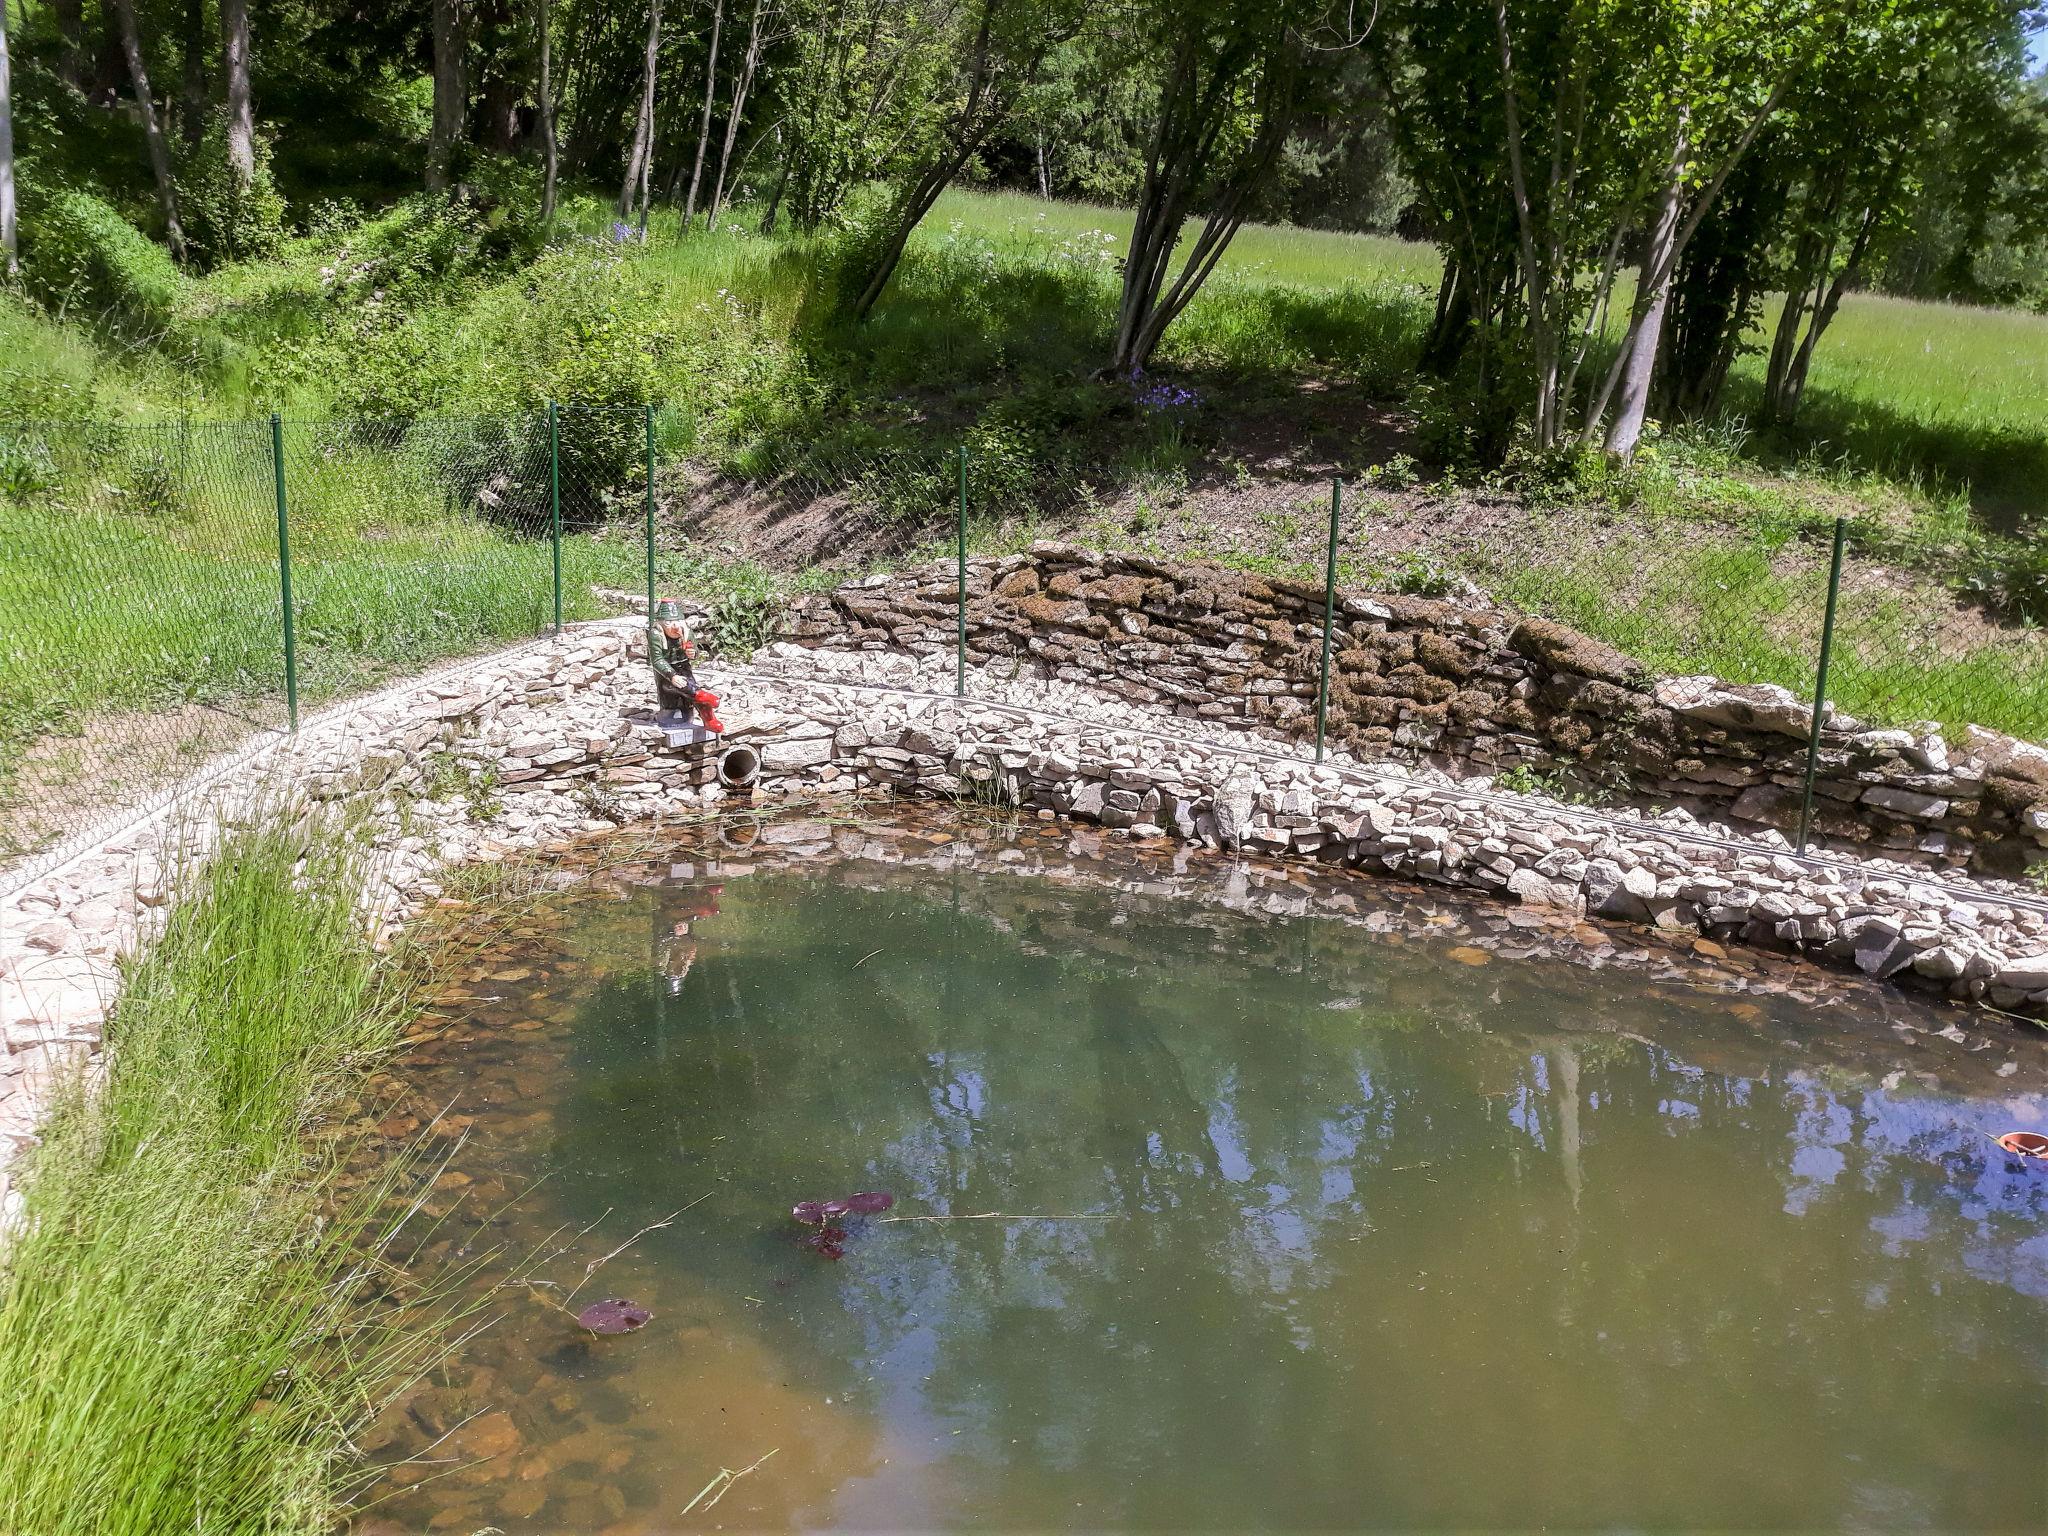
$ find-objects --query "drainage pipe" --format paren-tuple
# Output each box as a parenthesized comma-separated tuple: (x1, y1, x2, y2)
(717, 743, 761, 790)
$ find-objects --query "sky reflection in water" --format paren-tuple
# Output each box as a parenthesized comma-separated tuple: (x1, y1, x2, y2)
(388, 839, 2048, 1533)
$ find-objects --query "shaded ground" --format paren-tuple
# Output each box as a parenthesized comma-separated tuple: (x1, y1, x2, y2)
(0, 702, 284, 867)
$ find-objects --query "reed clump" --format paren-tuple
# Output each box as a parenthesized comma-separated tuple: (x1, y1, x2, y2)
(0, 816, 451, 1535)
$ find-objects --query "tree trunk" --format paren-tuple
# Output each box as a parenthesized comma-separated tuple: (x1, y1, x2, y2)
(220, 0, 253, 187)
(707, 0, 768, 224)
(1108, 37, 1298, 375)
(618, 0, 663, 233)
(1772, 202, 1879, 425)
(1601, 143, 1686, 459)
(179, 0, 206, 147)
(110, 0, 186, 261)
(54, 0, 83, 91)
(1034, 134, 1047, 197)
(537, 0, 559, 223)
(0, 0, 16, 277)
(428, 0, 468, 190)
(760, 135, 789, 232)
(849, 157, 958, 320)
(682, 0, 724, 224)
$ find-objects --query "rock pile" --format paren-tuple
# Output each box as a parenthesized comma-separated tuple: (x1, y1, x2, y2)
(10, 561, 2048, 1212)
(784, 542, 2048, 879)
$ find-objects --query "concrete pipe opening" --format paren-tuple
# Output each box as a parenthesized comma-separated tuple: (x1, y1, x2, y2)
(717, 744, 761, 790)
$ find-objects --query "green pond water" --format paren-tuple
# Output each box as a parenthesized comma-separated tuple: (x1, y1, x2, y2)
(375, 820, 2048, 1534)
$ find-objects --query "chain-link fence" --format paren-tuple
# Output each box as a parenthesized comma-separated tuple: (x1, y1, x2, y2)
(6, 401, 2047, 880)
(0, 407, 657, 872)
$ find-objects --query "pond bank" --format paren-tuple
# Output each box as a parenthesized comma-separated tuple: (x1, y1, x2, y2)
(0, 820, 447, 1535)
(9, 597, 2048, 1202)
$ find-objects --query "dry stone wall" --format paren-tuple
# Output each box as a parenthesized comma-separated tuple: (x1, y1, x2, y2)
(784, 542, 2048, 880)
(12, 595, 2048, 1221)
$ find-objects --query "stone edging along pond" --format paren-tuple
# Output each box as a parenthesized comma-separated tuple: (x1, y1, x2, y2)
(788, 543, 2048, 881)
(7, 584, 2048, 1203)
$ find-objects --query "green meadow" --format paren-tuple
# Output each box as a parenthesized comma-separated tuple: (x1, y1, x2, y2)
(5, 185, 2048, 860)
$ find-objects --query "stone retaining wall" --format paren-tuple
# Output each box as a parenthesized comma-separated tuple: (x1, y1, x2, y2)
(10, 604, 2048, 1218)
(783, 543, 2048, 879)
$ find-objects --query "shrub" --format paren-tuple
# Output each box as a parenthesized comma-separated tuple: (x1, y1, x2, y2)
(176, 113, 289, 269)
(19, 189, 186, 338)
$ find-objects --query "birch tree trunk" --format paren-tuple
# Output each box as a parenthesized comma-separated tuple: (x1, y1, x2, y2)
(708, 0, 769, 224)
(110, 0, 187, 261)
(683, 0, 725, 224)
(0, 0, 16, 277)
(1602, 120, 1689, 459)
(220, 0, 253, 187)
(538, 0, 560, 223)
(427, 0, 468, 190)
(618, 0, 663, 233)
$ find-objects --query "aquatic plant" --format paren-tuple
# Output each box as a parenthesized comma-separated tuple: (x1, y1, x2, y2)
(0, 816, 455, 1535)
(576, 1298, 654, 1334)
(790, 1191, 894, 1259)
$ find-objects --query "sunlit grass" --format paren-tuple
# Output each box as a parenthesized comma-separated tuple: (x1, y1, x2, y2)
(0, 817, 452, 1534)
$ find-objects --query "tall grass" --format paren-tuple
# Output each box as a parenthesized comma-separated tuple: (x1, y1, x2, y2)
(0, 816, 449, 1534)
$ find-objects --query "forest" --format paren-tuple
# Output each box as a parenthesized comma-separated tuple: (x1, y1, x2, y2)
(1, 0, 2043, 445)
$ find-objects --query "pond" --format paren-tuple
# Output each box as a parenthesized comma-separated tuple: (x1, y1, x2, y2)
(363, 809, 2048, 1534)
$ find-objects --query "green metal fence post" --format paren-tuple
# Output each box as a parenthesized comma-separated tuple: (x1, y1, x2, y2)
(548, 400, 563, 635)
(1795, 516, 1849, 856)
(956, 443, 968, 699)
(643, 404, 657, 619)
(1314, 477, 1342, 764)
(269, 412, 299, 733)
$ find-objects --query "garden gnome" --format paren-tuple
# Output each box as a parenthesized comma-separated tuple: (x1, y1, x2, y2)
(649, 599, 724, 732)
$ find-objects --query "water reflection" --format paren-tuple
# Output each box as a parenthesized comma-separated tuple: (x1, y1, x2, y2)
(372, 818, 2048, 1533)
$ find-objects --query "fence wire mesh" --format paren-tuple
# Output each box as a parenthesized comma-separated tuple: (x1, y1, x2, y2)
(7, 401, 2048, 884)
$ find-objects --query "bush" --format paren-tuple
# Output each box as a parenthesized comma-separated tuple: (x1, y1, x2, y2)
(176, 113, 289, 269)
(19, 189, 186, 338)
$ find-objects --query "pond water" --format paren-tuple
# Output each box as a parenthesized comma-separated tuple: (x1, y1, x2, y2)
(365, 812, 2048, 1534)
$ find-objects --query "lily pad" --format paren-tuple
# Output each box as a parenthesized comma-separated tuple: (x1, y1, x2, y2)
(576, 1298, 652, 1335)
(843, 1191, 895, 1214)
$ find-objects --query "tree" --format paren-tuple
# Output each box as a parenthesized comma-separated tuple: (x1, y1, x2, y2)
(110, 0, 188, 260)
(53, 0, 83, 91)
(1375, 0, 1823, 458)
(706, 0, 779, 224)
(0, 0, 14, 278)
(538, 0, 561, 222)
(1756, 0, 2035, 423)
(774, 0, 957, 234)
(428, 0, 469, 189)
(845, 0, 1075, 321)
(680, 0, 725, 224)
(1108, 0, 1365, 375)
(222, 0, 254, 188)
(180, 0, 206, 147)
(617, 0, 663, 234)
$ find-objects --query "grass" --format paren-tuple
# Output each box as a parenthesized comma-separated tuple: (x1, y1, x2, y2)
(0, 814, 451, 1534)
(3, 182, 2048, 843)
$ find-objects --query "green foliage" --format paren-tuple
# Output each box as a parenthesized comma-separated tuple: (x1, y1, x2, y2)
(177, 114, 290, 270)
(0, 817, 447, 1535)
(18, 189, 187, 339)
(695, 557, 785, 657)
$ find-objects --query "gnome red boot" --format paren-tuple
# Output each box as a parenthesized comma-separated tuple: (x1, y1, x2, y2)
(693, 687, 724, 734)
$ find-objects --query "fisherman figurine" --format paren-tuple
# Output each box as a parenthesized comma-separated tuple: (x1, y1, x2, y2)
(649, 599, 725, 737)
